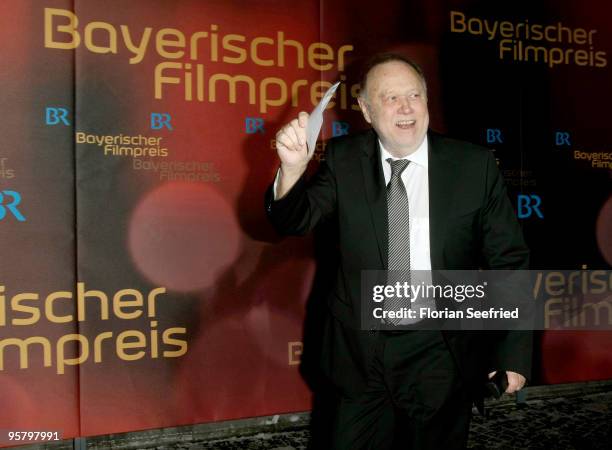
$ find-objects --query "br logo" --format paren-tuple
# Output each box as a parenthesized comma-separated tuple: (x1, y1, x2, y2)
(555, 131, 571, 146)
(332, 121, 350, 137)
(151, 113, 173, 130)
(45, 107, 70, 126)
(0, 190, 26, 222)
(517, 194, 543, 219)
(486, 129, 503, 144)
(245, 117, 265, 134)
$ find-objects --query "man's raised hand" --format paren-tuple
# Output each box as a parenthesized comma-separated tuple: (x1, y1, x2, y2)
(275, 112, 312, 198)
(276, 111, 311, 171)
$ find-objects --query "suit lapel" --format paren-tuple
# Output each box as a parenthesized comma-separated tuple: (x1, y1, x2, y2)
(428, 132, 458, 270)
(360, 131, 388, 269)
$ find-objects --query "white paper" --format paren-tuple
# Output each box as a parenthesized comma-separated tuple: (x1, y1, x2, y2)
(306, 81, 340, 155)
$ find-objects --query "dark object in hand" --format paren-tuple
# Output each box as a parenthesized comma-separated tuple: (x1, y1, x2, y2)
(485, 371, 508, 399)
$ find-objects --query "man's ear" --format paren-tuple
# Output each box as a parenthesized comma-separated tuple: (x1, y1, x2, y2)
(357, 97, 372, 124)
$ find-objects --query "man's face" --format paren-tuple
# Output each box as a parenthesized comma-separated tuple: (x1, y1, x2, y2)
(358, 61, 429, 157)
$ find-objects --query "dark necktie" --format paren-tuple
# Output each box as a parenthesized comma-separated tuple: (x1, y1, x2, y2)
(385, 158, 411, 325)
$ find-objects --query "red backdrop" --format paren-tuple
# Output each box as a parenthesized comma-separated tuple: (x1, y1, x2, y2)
(0, 0, 610, 441)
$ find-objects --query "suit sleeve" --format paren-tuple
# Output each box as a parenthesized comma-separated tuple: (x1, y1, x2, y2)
(480, 151, 529, 270)
(265, 143, 338, 236)
(480, 151, 533, 381)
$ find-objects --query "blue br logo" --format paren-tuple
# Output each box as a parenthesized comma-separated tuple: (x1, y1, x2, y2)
(245, 117, 265, 134)
(555, 131, 571, 146)
(45, 107, 70, 126)
(151, 113, 173, 130)
(332, 121, 350, 137)
(517, 194, 543, 219)
(0, 190, 26, 222)
(486, 129, 503, 144)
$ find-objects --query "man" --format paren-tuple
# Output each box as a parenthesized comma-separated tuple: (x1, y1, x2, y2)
(266, 53, 532, 449)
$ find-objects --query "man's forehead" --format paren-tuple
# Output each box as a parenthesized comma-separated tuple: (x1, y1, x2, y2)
(378, 85, 421, 95)
(369, 64, 423, 91)
(373, 59, 416, 73)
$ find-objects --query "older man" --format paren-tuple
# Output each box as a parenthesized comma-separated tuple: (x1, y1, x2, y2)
(266, 53, 531, 449)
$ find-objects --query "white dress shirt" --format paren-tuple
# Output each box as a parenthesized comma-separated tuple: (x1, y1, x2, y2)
(380, 136, 432, 271)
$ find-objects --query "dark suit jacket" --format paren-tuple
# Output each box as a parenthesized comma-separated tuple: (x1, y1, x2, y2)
(266, 129, 532, 398)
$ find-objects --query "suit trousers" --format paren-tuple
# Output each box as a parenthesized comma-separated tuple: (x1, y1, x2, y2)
(331, 328, 472, 450)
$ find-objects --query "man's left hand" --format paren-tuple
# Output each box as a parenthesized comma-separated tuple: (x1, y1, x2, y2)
(488, 370, 526, 394)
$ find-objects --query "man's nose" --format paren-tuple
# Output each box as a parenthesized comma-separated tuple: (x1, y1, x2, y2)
(397, 96, 413, 113)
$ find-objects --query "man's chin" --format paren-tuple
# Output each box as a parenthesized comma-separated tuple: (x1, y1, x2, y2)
(391, 137, 423, 154)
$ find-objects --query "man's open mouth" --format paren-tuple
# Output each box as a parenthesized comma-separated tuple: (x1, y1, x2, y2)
(395, 120, 416, 129)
